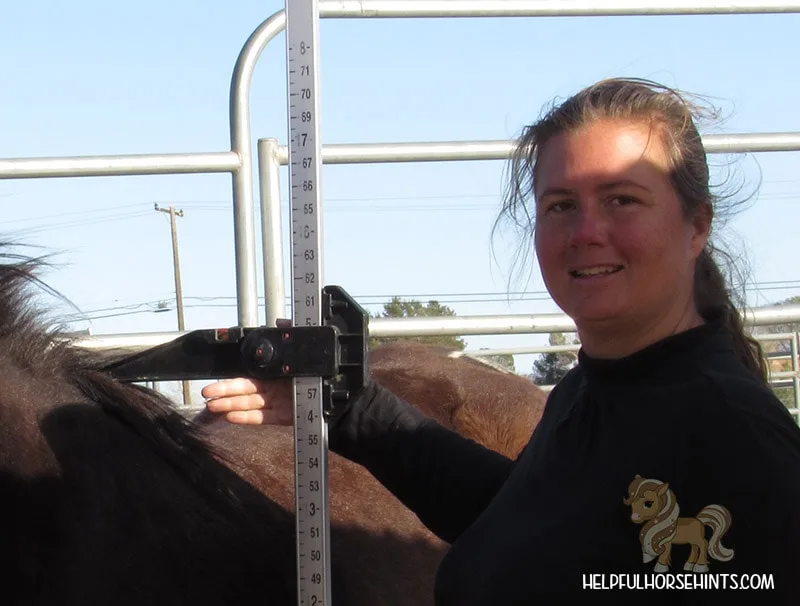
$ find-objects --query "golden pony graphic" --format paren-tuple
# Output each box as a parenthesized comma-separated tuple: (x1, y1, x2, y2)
(623, 475, 734, 573)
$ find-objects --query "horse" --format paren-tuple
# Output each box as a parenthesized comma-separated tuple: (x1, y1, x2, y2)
(193, 341, 547, 604)
(367, 342, 544, 459)
(0, 242, 546, 605)
(0, 247, 301, 605)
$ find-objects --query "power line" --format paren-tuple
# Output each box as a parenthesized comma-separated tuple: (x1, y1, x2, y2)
(13, 211, 152, 236)
(62, 280, 800, 324)
(8, 177, 800, 230)
(4, 203, 146, 225)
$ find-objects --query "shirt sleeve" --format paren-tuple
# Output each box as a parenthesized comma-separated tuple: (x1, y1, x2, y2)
(328, 381, 515, 544)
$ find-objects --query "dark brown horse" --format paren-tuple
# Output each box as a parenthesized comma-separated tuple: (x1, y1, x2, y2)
(0, 247, 301, 605)
(193, 343, 547, 605)
(0, 243, 546, 605)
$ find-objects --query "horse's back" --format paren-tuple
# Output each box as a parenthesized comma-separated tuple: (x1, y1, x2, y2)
(198, 418, 446, 606)
(369, 341, 546, 458)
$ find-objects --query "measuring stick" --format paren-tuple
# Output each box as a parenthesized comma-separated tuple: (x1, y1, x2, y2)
(286, 0, 331, 604)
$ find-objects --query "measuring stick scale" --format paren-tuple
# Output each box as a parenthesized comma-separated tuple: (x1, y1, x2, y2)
(286, 0, 331, 604)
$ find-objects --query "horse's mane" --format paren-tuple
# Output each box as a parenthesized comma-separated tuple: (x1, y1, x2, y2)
(0, 242, 244, 508)
(627, 477, 679, 557)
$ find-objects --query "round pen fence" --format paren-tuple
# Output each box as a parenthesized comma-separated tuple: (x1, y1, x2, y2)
(3, 1, 800, 425)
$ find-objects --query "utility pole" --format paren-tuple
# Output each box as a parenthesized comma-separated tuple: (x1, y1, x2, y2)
(154, 203, 191, 408)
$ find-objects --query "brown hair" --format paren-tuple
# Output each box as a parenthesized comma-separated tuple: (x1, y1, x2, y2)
(492, 77, 766, 382)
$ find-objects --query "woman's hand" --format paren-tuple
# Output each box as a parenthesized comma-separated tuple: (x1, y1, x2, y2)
(202, 317, 296, 426)
(201, 377, 294, 426)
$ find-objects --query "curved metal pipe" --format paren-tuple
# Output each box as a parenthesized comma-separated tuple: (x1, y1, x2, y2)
(229, 12, 287, 327)
(228, 1, 800, 326)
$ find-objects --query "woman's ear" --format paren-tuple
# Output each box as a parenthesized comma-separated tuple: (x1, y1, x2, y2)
(690, 202, 713, 257)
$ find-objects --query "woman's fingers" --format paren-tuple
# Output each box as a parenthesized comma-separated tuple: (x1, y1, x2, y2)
(225, 406, 293, 426)
(201, 377, 264, 400)
(205, 392, 267, 413)
(202, 376, 294, 426)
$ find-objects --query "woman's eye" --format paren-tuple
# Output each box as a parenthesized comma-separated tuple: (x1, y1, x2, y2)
(548, 200, 574, 213)
(610, 195, 637, 206)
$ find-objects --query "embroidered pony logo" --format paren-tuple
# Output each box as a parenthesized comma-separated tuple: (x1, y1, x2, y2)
(623, 475, 734, 573)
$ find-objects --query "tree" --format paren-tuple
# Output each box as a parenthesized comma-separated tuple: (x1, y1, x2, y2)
(472, 349, 516, 373)
(367, 297, 515, 370)
(369, 297, 466, 350)
(529, 332, 579, 385)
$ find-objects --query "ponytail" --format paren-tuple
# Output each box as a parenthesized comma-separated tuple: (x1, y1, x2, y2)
(695, 248, 767, 382)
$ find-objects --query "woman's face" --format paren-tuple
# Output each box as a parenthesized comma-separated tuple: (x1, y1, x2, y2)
(533, 119, 710, 341)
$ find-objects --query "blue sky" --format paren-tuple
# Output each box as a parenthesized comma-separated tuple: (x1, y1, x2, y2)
(1, 2, 798, 398)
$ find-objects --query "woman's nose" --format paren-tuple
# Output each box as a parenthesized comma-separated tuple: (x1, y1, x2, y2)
(568, 206, 607, 247)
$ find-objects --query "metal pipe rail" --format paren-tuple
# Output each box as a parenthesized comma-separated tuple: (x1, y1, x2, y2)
(315, 1, 800, 18)
(270, 133, 800, 166)
(252, 3, 800, 325)
(460, 331, 800, 357)
(0, 152, 241, 179)
(70, 303, 800, 352)
(70, 310, 800, 428)
(2, 1, 799, 331)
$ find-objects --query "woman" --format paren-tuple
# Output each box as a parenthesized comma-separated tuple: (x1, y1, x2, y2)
(202, 78, 800, 601)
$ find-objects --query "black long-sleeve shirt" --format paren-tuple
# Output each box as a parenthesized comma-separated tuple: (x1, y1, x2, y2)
(329, 321, 800, 603)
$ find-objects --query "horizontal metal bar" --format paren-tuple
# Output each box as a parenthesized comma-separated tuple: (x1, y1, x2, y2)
(68, 304, 800, 353)
(68, 313, 573, 353)
(0, 152, 241, 179)
(756, 333, 800, 341)
(770, 371, 800, 379)
(274, 133, 800, 165)
(703, 133, 800, 153)
(75, 332, 188, 350)
(462, 345, 580, 356)
(274, 140, 514, 164)
(69, 314, 571, 352)
(1, 5, 792, 183)
(378, 304, 800, 337)
(372, 313, 578, 337)
(464, 332, 800, 357)
(744, 305, 800, 325)
(318, 0, 800, 18)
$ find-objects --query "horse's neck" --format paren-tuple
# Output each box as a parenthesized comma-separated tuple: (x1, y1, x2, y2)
(0, 356, 77, 478)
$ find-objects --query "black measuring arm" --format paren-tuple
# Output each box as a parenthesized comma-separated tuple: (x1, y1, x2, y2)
(100, 285, 369, 414)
